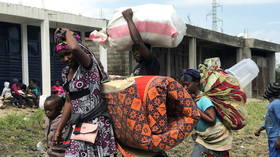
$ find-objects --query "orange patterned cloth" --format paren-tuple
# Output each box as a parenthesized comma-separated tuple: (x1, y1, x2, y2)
(104, 76, 200, 153)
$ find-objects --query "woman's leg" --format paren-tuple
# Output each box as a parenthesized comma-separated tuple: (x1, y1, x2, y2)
(30, 97, 38, 108)
(153, 151, 168, 157)
(23, 97, 35, 107)
(191, 143, 210, 157)
(35, 96, 39, 107)
(212, 150, 230, 157)
(12, 94, 24, 108)
(191, 143, 229, 157)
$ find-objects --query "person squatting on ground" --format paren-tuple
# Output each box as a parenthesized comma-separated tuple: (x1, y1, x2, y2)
(44, 95, 66, 157)
(122, 8, 160, 76)
(28, 79, 40, 107)
(11, 78, 26, 108)
(51, 80, 65, 98)
(1, 81, 12, 99)
(255, 82, 280, 157)
(0, 81, 13, 109)
(20, 84, 38, 108)
(180, 69, 232, 157)
(52, 28, 117, 157)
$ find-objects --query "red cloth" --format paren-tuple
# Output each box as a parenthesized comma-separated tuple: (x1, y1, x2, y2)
(11, 83, 20, 95)
(51, 85, 65, 96)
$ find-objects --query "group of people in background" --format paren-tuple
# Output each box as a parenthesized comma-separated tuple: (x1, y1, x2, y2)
(0, 79, 40, 108)
(0, 79, 65, 109)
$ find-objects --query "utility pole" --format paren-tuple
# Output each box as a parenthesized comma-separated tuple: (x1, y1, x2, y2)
(41, 0, 45, 9)
(212, 0, 218, 30)
(207, 0, 223, 32)
(100, 8, 103, 19)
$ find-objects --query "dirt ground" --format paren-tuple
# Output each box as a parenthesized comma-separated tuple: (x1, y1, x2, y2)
(166, 132, 268, 157)
(0, 105, 37, 118)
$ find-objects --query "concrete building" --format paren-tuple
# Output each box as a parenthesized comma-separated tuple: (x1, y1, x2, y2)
(101, 25, 280, 98)
(185, 25, 280, 97)
(0, 2, 108, 96)
(1, 2, 279, 98)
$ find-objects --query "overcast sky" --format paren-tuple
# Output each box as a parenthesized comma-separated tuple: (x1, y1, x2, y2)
(0, 0, 278, 43)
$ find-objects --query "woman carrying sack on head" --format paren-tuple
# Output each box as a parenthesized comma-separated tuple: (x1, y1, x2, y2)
(52, 28, 117, 157)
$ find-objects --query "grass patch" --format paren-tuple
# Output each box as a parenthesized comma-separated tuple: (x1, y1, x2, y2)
(0, 109, 45, 156)
(0, 99, 270, 156)
(230, 99, 269, 157)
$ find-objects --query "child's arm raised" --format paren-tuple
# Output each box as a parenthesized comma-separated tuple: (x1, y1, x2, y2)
(53, 95, 72, 145)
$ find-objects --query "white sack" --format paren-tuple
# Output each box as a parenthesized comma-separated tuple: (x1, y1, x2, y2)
(90, 4, 186, 52)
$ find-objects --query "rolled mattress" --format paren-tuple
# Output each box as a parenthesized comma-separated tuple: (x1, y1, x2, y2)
(102, 76, 200, 152)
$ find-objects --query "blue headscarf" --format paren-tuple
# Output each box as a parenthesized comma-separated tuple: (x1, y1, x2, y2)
(181, 69, 201, 82)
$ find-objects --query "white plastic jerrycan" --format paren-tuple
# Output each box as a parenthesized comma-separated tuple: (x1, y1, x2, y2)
(226, 58, 259, 88)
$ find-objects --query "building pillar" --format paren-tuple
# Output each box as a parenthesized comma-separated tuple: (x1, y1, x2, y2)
(81, 31, 85, 43)
(197, 46, 203, 65)
(243, 47, 252, 58)
(99, 45, 108, 72)
(188, 38, 197, 68)
(21, 24, 29, 85)
(167, 48, 171, 76)
(237, 47, 252, 61)
(268, 53, 276, 82)
(236, 48, 243, 62)
(242, 47, 252, 98)
(41, 19, 51, 96)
